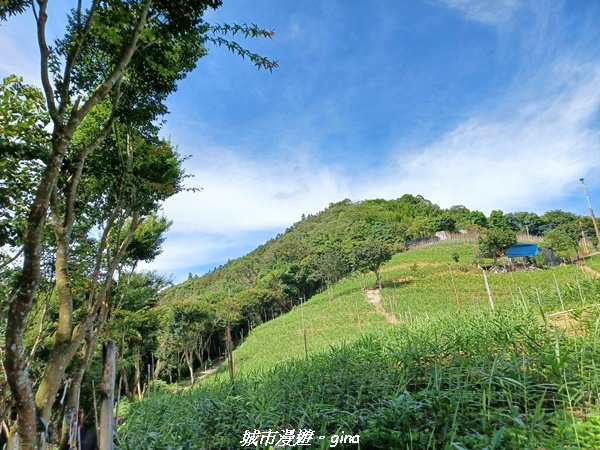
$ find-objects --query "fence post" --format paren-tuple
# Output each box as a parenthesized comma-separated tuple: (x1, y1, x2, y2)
(481, 268, 495, 310)
(448, 265, 461, 311)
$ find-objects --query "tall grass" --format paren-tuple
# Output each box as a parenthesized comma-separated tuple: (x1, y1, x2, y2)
(118, 288, 600, 449)
(223, 244, 594, 375)
(117, 243, 600, 449)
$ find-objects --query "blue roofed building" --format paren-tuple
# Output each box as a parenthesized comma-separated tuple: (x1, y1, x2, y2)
(506, 244, 540, 258)
(506, 243, 560, 267)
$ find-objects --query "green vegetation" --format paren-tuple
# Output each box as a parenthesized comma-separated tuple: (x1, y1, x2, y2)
(3, 72, 599, 449)
(116, 237, 600, 449)
(119, 283, 600, 449)
(152, 200, 599, 387)
(585, 255, 600, 273)
(206, 242, 594, 375)
(0, 1, 278, 444)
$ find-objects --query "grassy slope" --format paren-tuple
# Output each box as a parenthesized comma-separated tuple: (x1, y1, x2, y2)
(213, 241, 594, 377)
(119, 241, 600, 449)
(120, 298, 600, 449)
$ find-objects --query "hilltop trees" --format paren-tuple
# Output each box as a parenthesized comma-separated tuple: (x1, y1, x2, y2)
(505, 211, 543, 236)
(478, 228, 517, 261)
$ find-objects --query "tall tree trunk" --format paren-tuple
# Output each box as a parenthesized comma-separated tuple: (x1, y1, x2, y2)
(4, 0, 153, 443)
(99, 341, 116, 450)
(58, 328, 96, 450)
(58, 371, 82, 450)
(34, 214, 140, 426)
(5, 134, 70, 448)
(119, 368, 130, 401)
(185, 351, 195, 385)
(133, 349, 142, 401)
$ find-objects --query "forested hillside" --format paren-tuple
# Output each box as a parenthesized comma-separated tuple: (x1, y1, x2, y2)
(151, 196, 597, 385)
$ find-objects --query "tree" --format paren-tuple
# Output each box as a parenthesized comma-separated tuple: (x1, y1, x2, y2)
(156, 301, 218, 384)
(505, 211, 543, 236)
(543, 221, 586, 259)
(543, 228, 577, 260)
(0, 76, 49, 255)
(488, 210, 509, 229)
(306, 248, 352, 298)
(354, 240, 393, 289)
(406, 216, 434, 239)
(234, 288, 279, 329)
(478, 228, 517, 262)
(124, 214, 172, 270)
(432, 214, 456, 232)
(539, 210, 579, 233)
(2, 2, 276, 445)
(468, 210, 488, 228)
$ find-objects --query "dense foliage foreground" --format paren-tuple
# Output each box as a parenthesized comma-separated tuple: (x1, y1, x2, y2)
(118, 282, 600, 449)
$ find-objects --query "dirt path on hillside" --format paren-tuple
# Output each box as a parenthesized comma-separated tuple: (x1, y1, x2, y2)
(197, 362, 222, 381)
(364, 288, 400, 324)
(177, 360, 224, 391)
(581, 264, 600, 278)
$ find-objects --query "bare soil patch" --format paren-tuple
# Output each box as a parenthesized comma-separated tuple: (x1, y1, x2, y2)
(364, 288, 400, 324)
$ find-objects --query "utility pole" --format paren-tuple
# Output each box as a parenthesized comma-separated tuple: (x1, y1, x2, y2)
(579, 178, 600, 249)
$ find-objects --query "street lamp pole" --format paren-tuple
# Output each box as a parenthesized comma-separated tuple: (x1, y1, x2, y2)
(579, 178, 600, 250)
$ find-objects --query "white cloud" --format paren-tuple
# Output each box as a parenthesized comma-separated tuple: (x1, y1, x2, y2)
(438, 0, 523, 25)
(363, 62, 600, 213)
(144, 149, 352, 278)
(164, 148, 351, 235)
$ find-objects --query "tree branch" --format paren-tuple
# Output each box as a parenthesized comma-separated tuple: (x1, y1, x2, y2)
(68, 213, 143, 361)
(69, 0, 152, 132)
(35, 0, 59, 126)
(63, 113, 117, 231)
(58, 0, 99, 118)
(0, 247, 24, 271)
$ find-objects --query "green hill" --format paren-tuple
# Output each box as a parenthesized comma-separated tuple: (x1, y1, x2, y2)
(218, 241, 594, 375)
(115, 197, 600, 449)
(154, 196, 597, 376)
(118, 239, 600, 449)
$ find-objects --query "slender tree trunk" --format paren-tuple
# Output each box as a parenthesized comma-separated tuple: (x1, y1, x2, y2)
(152, 358, 163, 381)
(133, 349, 142, 401)
(35, 214, 140, 427)
(119, 368, 130, 400)
(185, 351, 195, 385)
(5, 0, 153, 443)
(58, 370, 82, 450)
(99, 341, 116, 450)
(376, 270, 382, 289)
(58, 328, 96, 450)
(5, 134, 70, 448)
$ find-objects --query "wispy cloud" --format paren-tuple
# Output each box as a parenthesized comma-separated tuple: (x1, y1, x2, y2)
(367, 61, 600, 212)
(142, 148, 352, 278)
(438, 0, 523, 25)
(164, 148, 350, 234)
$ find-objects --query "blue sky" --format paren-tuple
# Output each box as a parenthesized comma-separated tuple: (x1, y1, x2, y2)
(2, 0, 600, 281)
